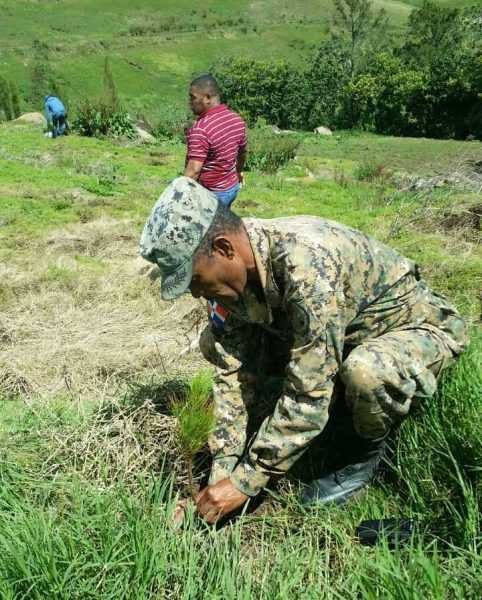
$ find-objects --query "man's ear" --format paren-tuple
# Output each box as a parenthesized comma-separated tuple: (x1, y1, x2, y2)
(212, 236, 235, 259)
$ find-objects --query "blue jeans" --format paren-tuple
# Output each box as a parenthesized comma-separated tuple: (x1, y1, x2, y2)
(50, 112, 66, 138)
(213, 183, 240, 207)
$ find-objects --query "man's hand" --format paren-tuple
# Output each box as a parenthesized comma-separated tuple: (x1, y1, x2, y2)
(195, 478, 249, 523)
(238, 171, 245, 187)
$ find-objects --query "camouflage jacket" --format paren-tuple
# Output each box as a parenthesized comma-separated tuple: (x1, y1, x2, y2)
(206, 216, 462, 496)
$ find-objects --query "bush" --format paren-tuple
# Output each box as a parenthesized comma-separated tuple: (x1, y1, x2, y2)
(72, 100, 135, 138)
(245, 126, 300, 173)
(211, 58, 306, 129)
(303, 40, 351, 131)
(154, 105, 192, 142)
(210, 4, 480, 140)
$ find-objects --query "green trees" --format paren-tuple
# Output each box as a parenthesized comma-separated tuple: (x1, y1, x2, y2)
(212, 58, 304, 129)
(72, 56, 135, 138)
(213, 0, 481, 140)
(331, 0, 388, 77)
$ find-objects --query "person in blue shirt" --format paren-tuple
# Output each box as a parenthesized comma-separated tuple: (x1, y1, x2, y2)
(44, 95, 68, 138)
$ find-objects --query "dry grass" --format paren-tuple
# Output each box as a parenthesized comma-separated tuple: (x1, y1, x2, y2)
(0, 217, 208, 403)
(46, 397, 187, 491)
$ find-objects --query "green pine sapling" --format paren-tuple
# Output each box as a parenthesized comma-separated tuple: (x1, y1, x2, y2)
(171, 369, 215, 500)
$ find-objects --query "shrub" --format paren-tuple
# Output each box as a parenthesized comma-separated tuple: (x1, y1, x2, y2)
(72, 100, 135, 138)
(211, 58, 306, 129)
(303, 39, 351, 130)
(154, 105, 192, 142)
(354, 161, 391, 183)
(245, 126, 300, 173)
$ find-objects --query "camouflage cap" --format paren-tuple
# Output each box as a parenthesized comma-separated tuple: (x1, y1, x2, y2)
(139, 176, 219, 300)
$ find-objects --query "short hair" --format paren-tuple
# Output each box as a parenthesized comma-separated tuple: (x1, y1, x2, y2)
(190, 74, 221, 98)
(194, 204, 243, 258)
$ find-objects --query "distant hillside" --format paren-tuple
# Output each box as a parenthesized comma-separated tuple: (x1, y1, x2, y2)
(0, 0, 480, 120)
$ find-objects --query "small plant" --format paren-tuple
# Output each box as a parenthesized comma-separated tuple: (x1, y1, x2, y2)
(154, 105, 192, 142)
(72, 100, 135, 138)
(354, 162, 391, 183)
(170, 370, 215, 499)
(246, 128, 300, 173)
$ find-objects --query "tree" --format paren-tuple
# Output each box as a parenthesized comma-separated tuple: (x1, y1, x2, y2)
(0, 76, 14, 120)
(331, 0, 388, 76)
(103, 56, 118, 112)
(402, 1, 461, 67)
(30, 61, 64, 106)
(400, 2, 481, 139)
(9, 80, 21, 118)
(304, 40, 351, 129)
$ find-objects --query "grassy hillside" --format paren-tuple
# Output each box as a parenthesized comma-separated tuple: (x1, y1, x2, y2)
(0, 121, 481, 597)
(1, 0, 480, 119)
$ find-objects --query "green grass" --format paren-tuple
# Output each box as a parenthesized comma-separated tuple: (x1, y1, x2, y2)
(0, 338, 480, 598)
(0, 121, 480, 597)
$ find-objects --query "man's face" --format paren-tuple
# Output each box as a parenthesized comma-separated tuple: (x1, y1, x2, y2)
(189, 85, 209, 116)
(189, 248, 248, 303)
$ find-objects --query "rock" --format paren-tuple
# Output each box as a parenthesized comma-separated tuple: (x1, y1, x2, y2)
(313, 126, 333, 136)
(271, 125, 296, 135)
(135, 126, 156, 143)
(14, 112, 46, 126)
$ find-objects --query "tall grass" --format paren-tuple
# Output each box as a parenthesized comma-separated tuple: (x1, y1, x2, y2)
(0, 338, 480, 598)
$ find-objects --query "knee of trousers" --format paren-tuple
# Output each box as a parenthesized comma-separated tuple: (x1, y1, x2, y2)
(339, 349, 412, 440)
(339, 350, 385, 398)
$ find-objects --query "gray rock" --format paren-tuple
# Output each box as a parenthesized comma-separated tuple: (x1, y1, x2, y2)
(313, 126, 333, 136)
(14, 112, 46, 126)
(135, 126, 156, 143)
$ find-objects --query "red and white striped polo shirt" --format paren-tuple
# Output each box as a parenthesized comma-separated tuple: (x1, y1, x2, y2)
(186, 104, 247, 192)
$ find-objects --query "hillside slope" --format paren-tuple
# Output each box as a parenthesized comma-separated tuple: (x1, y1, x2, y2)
(0, 0, 479, 119)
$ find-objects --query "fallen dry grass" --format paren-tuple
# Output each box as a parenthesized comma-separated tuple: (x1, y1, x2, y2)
(0, 216, 208, 403)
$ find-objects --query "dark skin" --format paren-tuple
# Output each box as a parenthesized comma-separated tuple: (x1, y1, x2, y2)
(183, 84, 246, 185)
(190, 227, 259, 522)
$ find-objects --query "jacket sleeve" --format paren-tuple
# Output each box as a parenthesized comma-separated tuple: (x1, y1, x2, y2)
(44, 102, 53, 124)
(230, 253, 347, 496)
(199, 317, 257, 485)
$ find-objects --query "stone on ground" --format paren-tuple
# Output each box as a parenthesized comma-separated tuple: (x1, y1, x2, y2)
(314, 126, 333, 136)
(14, 112, 46, 125)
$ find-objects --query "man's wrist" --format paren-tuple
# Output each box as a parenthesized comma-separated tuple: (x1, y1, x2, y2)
(209, 456, 239, 486)
(230, 460, 269, 497)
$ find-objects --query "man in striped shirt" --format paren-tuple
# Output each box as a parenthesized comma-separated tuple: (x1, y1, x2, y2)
(184, 74, 247, 207)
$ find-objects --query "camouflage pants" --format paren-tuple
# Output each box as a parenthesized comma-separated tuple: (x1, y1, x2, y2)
(340, 328, 456, 441)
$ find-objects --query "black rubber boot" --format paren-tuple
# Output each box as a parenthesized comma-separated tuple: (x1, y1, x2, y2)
(301, 438, 387, 506)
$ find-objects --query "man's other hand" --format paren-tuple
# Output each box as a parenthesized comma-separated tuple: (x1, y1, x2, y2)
(195, 479, 249, 523)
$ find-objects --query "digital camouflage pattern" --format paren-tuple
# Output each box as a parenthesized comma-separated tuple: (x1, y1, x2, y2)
(139, 177, 219, 300)
(199, 216, 468, 496)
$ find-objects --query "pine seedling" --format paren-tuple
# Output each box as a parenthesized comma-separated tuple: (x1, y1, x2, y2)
(171, 369, 215, 500)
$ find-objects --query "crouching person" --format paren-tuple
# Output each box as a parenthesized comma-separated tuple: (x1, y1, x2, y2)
(139, 177, 468, 523)
(44, 95, 68, 138)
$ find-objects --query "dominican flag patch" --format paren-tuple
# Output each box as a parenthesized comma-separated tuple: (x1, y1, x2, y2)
(207, 300, 229, 329)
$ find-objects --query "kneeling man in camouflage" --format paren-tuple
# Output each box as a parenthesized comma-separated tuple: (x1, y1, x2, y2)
(140, 177, 467, 523)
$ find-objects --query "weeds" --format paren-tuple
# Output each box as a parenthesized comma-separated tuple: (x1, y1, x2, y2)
(246, 129, 300, 173)
(72, 100, 135, 139)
